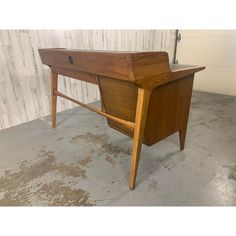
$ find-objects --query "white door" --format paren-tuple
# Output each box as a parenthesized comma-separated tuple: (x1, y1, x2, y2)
(176, 30, 236, 96)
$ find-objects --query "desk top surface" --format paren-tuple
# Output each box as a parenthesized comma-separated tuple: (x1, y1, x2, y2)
(171, 63, 196, 70)
(39, 48, 168, 54)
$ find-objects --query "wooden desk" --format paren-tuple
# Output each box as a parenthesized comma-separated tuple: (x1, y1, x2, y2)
(38, 49, 205, 189)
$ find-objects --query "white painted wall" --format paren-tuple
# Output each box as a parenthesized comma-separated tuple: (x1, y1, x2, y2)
(176, 30, 236, 96)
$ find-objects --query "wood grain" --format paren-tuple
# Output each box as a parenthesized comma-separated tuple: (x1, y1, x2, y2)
(129, 88, 151, 190)
(143, 75, 194, 146)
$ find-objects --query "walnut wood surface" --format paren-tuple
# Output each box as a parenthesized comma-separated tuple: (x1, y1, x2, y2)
(144, 75, 194, 145)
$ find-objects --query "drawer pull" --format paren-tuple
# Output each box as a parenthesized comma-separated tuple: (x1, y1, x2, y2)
(68, 56, 74, 64)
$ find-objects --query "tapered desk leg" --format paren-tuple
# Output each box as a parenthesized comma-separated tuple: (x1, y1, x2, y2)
(129, 88, 150, 190)
(179, 128, 187, 150)
(50, 70, 58, 128)
(179, 76, 194, 150)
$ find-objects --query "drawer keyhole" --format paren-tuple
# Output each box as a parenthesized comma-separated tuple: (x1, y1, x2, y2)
(68, 56, 74, 64)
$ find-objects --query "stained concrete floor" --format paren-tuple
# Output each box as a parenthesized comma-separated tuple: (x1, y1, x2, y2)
(0, 90, 236, 206)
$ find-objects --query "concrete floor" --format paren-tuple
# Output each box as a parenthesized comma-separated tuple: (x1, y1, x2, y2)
(0, 90, 236, 206)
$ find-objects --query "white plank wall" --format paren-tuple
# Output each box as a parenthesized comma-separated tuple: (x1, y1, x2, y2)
(0, 30, 175, 130)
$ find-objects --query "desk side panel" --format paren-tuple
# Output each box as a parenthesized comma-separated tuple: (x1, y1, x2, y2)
(143, 75, 194, 146)
(98, 74, 194, 147)
(98, 76, 138, 135)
